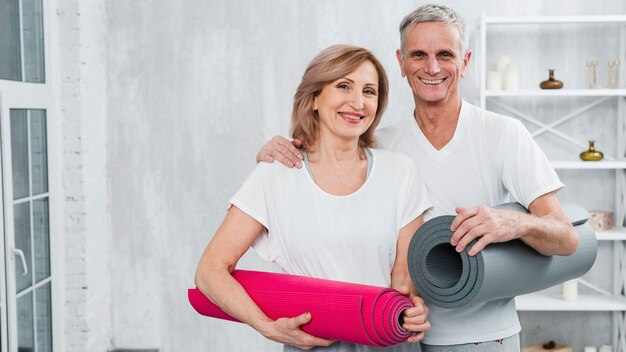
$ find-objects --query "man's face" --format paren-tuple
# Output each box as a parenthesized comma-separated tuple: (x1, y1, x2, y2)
(396, 21, 471, 106)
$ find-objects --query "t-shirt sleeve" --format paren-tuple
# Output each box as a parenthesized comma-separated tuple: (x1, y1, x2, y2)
(399, 158, 433, 229)
(229, 164, 273, 261)
(500, 120, 564, 208)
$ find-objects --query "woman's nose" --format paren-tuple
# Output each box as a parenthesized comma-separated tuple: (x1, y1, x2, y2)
(349, 91, 365, 110)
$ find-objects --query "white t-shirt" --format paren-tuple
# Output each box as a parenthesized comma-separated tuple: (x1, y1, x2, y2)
(231, 148, 432, 287)
(377, 101, 563, 345)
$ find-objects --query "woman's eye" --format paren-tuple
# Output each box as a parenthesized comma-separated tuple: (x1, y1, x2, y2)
(337, 83, 350, 89)
(364, 89, 376, 95)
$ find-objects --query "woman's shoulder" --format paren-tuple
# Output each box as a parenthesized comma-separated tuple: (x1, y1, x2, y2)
(251, 160, 305, 180)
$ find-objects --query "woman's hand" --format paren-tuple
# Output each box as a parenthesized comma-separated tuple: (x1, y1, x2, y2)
(256, 136, 304, 168)
(256, 312, 335, 350)
(395, 286, 430, 343)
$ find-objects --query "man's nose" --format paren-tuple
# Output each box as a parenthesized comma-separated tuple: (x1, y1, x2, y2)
(425, 57, 441, 74)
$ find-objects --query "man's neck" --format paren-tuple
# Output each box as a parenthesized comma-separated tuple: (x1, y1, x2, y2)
(413, 97, 463, 150)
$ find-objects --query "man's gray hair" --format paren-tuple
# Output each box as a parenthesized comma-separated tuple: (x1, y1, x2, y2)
(399, 4, 470, 55)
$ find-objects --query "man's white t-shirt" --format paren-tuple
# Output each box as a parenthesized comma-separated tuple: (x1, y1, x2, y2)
(377, 101, 563, 345)
(231, 148, 432, 287)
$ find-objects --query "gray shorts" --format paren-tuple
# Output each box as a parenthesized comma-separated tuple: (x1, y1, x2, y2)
(420, 334, 520, 352)
(283, 340, 420, 351)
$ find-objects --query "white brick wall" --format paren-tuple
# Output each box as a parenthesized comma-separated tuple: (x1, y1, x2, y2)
(56, 0, 111, 350)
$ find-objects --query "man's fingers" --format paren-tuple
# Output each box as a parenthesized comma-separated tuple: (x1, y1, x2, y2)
(467, 235, 493, 256)
(292, 138, 303, 148)
(450, 215, 481, 246)
(403, 321, 430, 333)
(274, 143, 302, 168)
(407, 331, 426, 343)
(450, 206, 479, 231)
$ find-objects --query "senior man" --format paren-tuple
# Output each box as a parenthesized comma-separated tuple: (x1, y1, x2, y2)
(256, 4, 578, 351)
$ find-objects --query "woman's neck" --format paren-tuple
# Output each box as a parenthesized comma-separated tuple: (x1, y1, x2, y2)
(307, 137, 364, 164)
(305, 136, 367, 196)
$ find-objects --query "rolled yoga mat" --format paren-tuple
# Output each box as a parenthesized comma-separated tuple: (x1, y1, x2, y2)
(407, 202, 597, 309)
(188, 270, 414, 347)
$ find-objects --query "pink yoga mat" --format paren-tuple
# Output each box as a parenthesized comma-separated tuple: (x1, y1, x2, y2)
(188, 270, 414, 347)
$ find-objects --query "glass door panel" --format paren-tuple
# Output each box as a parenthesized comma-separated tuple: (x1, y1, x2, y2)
(9, 108, 52, 352)
(32, 199, 48, 283)
(35, 284, 50, 352)
(16, 293, 33, 352)
(13, 202, 31, 293)
(10, 110, 28, 200)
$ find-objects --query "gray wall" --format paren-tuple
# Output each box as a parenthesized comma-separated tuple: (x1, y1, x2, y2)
(104, 0, 626, 350)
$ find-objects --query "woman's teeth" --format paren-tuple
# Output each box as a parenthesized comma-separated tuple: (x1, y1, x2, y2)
(339, 112, 362, 120)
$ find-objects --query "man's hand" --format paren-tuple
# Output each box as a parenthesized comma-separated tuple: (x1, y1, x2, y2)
(396, 286, 430, 343)
(256, 136, 304, 168)
(449, 205, 524, 256)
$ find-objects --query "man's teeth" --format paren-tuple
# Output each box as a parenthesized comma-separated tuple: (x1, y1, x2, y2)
(421, 78, 444, 84)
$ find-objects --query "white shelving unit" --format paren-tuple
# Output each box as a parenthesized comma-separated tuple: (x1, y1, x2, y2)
(481, 14, 626, 351)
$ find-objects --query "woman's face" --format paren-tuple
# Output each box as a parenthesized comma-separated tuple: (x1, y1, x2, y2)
(314, 61, 379, 144)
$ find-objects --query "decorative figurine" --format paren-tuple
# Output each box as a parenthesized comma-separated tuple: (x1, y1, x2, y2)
(540, 69, 564, 89)
(580, 140, 604, 161)
(608, 60, 620, 88)
(587, 60, 599, 88)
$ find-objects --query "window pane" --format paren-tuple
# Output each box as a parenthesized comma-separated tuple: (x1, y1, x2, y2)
(0, 0, 22, 81)
(11, 109, 29, 200)
(14, 202, 33, 293)
(22, 0, 45, 83)
(30, 110, 48, 195)
(33, 198, 50, 282)
(36, 283, 52, 352)
(17, 292, 34, 352)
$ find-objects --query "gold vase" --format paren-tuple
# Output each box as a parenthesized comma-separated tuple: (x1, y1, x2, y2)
(540, 69, 564, 89)
(580, 140, 604, 161)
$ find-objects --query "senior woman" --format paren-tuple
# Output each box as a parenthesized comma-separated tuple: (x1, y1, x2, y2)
(194, 44, 432, 351)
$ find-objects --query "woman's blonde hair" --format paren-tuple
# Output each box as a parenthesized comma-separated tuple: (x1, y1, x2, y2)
(290, 44, 389, 150)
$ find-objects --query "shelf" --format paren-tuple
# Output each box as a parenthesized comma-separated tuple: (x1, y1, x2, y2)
(483, 15, 626, 25)
(596, 227, 626, 241)
(515, 293, 626, 311)
(484, 89, 626, 97)
(551, 161, 626, 169)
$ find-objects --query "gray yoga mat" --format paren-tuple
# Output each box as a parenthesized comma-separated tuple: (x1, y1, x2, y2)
(407, 202, 597, 309)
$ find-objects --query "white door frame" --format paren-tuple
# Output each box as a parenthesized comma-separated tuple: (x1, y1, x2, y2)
(0, 90, 62, 352)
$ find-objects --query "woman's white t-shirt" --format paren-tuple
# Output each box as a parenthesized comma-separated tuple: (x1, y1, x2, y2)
(230, 148, 432, 287)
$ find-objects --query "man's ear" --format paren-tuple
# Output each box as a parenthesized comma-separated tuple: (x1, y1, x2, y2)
(460, 50, 472, 78)
(396, 49, 406, 77)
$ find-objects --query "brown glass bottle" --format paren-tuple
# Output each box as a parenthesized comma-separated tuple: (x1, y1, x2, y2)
(540, 69, 564, 89)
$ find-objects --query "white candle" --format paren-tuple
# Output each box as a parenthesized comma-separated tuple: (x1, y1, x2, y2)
(496, 55, 511, 74)
(599, 345, 613, 352)
(585, 347, 598, 352)
(504, 64, 520, 90)
(562, 279, 578, 301)
(487, 71, 502, 90)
